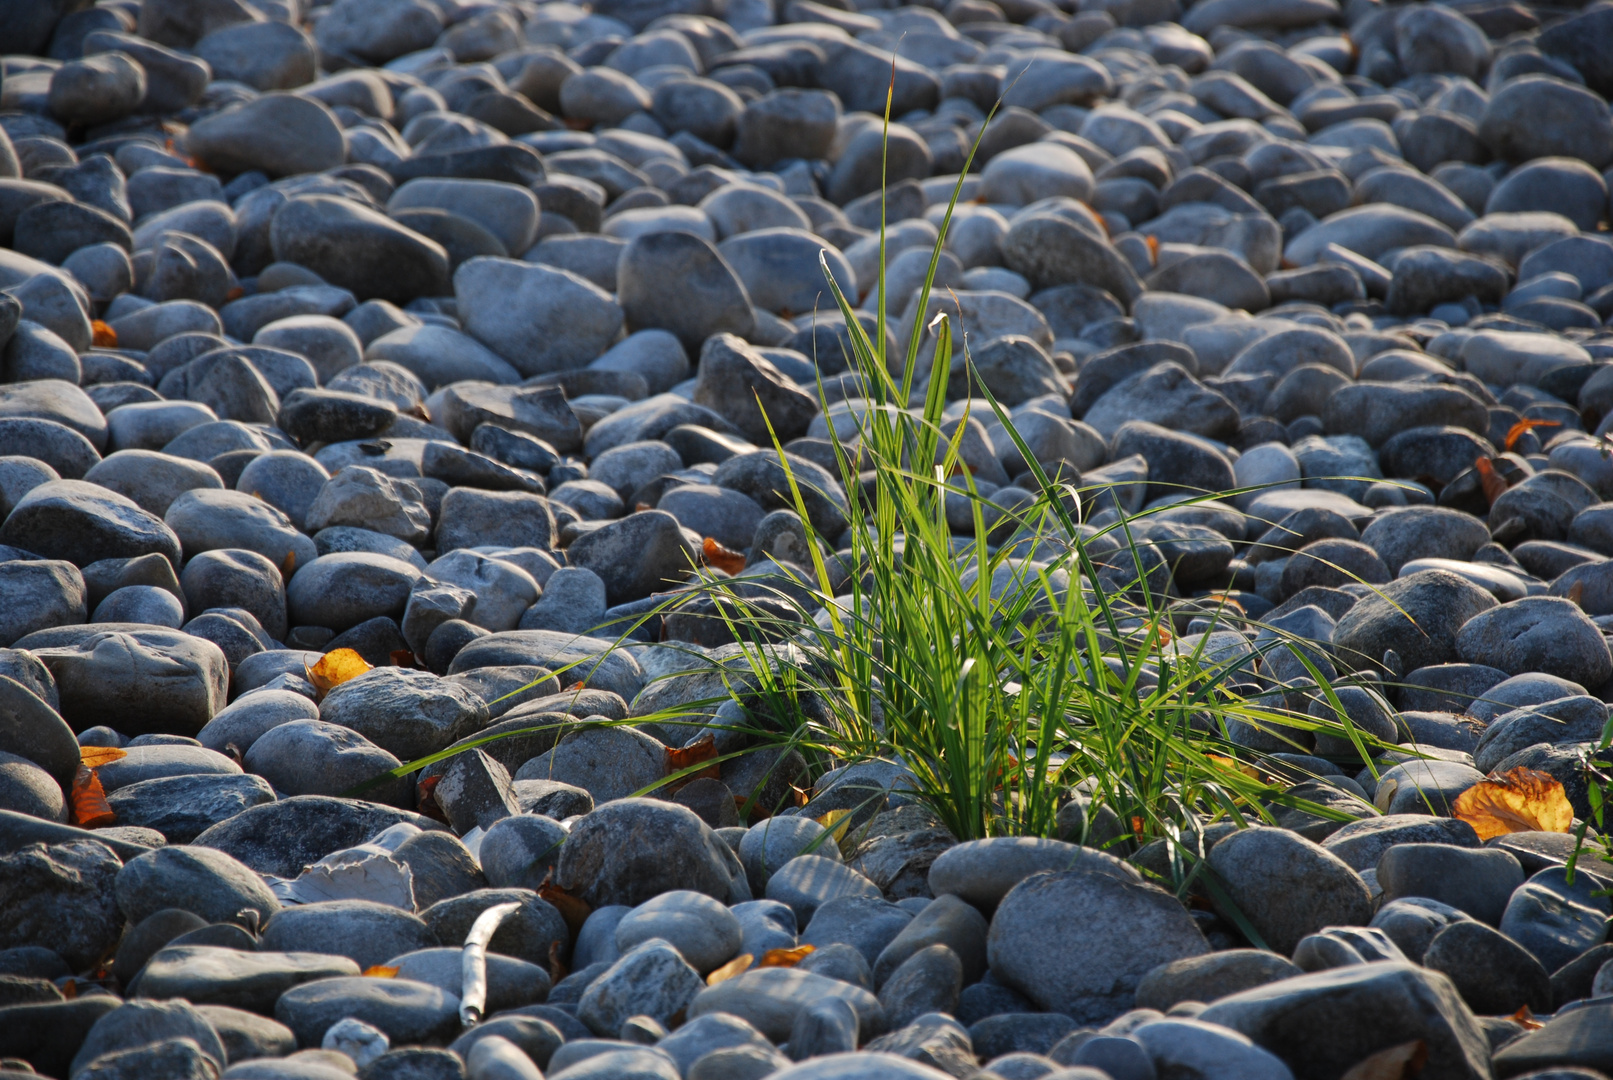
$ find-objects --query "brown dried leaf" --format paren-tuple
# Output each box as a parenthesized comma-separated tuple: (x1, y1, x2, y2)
(538, 871, 593, 938)
(79, 747, 127, 768)
(307, 648, 371, 698)
(363, 966, 399, 978)
(415, 775, 449, 824)
(90, 321, 117, 348)
(702, 536, 747, 576)
(548, 940, 568, 986)
(1340, 1040, 1427, 1080)
(666, 733, 721, 794)
(389, 649, 419, 669)
(1453, 767, 1574, 841)
(706, 953, 754, 986)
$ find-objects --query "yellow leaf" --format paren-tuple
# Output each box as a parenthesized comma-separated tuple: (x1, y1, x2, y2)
(363, 966, 399, 978)
(1453, 767, 1574, 841)
(79, 747, 127, 768)
(1340, 1041, 1426, 1080)
(707, 954, 753, 985)
(1206, 754, 1261, 780)
(758, 945, 815, 968)
(307, 649, 371, 698)
(816, 808, 852, 844)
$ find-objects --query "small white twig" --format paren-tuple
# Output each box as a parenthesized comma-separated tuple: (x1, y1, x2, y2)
(459, 901, 521, 1028)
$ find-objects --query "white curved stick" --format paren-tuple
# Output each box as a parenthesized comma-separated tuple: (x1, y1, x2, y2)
(459, 900, 522, 1028)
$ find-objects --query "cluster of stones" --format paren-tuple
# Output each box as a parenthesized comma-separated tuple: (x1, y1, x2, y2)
(3, 0, 1613, 1076)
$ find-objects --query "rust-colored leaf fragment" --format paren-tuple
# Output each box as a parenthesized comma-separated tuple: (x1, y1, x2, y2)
(1511, 1006, 1544, 1031)
(90, 320, 117, 348)
(548, 940, 568, 986)
(70, 766, 115, 828)
(702, 536, 747, 576)
(538, 871, 593, 938)
(281, 550, 298, 580)
(79, 747, 127, 768)
(363, 965, 399, 978)
(1453, 767, 1574, 841)
(1569, 581, 1586, 609)
(1340, 1040, 1427, 1080)
(1505, 418, 1560, 452)
(307, 648, 371, 698)
(1474, 457, 1509, 505)
(389, 649, 418, 669)
(415, 775, 449, 824)
(666, 733, 721, 794)
(758, 945, 815, 968)
(707, 953, 753, 985)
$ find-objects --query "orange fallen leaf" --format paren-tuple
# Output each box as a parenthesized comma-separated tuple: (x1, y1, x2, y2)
(758, 945, 815, 968)
(70, 766, 115, 829)
(702, 536, 747, 576)
(90, 320, 117, 348)
(1511, 1006, 1544, 1031)
(538, 871, 593, 938)
(790, 783, 811, 809)
(363, 966, 399, 978)
(666, 733, 722, 794)
(280, 550, 298, 580)
(707, 953, 754, 985)
(79, 747, 127, 768)
(389, 649, 419, 669)
(1143, 234, 1159, 261)
(60, 979, 78, 1000)
(1340, 1040, 1427, 1080)
(1453, 767, 1574, 841)
(307, 648, 371, 698)
(1474, 457, 1509, 505)
(226, 285, 244, 301)
(1505, 418, 1560, 452)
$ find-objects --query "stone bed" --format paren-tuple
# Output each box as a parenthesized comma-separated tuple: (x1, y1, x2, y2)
(2, 0, 1613, 1077)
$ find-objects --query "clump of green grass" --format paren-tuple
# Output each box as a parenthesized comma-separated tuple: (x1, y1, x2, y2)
(367, 80, 1413, 912)
(649, 90, 1398, 895)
